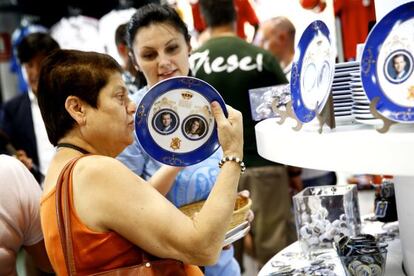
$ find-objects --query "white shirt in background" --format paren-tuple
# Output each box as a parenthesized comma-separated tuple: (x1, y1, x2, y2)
(98, 8, 137, 65)
(51, 15, 105, 53)
(0, 155, 43, 275)
(28, 90, 55, 176)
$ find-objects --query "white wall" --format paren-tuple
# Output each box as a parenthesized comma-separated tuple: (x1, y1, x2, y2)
(375, 0, 413, 20)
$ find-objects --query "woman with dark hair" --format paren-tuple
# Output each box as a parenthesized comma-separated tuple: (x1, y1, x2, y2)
(37, 49, 244, 274)
(117, 4, 246, 275)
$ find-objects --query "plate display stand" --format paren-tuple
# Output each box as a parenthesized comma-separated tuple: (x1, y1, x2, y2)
(369, 97, 398, 133)
(271, 100, 303, 131)
(315, 94, 336, 133)
(271, 94, 336, 134)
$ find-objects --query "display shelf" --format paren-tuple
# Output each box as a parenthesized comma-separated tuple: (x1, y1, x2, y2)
(255, 118, 414, 176)
(255, 118, 414, 275)
(258, 235, 403, 276)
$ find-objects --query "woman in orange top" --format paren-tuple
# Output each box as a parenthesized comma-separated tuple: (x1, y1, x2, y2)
(37, 20, 244, 276)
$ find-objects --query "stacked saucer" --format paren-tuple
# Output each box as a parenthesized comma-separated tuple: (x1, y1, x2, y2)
(332, 62, 357, 123)
(350, 72, 380, 125)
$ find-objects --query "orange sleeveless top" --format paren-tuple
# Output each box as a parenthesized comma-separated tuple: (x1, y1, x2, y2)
(40, 165, 143, 275)
(40, 158, 203, 275)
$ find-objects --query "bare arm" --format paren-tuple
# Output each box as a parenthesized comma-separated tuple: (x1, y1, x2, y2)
(147, 165, 182, 195)
(74, 103, 243, 266)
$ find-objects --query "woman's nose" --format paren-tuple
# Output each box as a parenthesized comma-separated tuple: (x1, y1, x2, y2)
(128, 100, 137, 113)
(158, 54, 172, 68)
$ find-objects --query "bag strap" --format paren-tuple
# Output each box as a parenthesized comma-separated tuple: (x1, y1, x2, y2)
(55, 156, 152, 276)
(55, 156, 85, 276)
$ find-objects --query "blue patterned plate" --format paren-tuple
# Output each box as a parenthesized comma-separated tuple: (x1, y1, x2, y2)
(290, 20, 336, 123)
(135, 76, 227, 166)
(361, 2, 414, 123)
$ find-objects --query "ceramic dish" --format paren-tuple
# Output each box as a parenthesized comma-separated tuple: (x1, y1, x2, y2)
(290, 20, 336, 123)
(135, 76, 227, 166)
(361, 2, 414, 123)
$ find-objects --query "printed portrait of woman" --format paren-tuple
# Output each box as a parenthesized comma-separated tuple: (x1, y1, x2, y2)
(385, 51, 413, 83)
(183, 116, 207, 140)
(152, 109, 179, 135)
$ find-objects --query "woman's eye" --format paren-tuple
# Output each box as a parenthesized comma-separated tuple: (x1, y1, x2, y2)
(142, 52, 156, 60)
(166, 45, 179, 54)
(116, 94, 126, 102)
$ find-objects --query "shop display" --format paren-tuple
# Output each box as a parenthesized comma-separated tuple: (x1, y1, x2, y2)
(332, 62, 357, 124)
(293, 185, 361, 258)
(335, 234, 388, 276)
(361, 1, 414, 123)
(374, 178, 398, 223)
(290, 20, 336, 123)
(135, 76, 226, 166)
(248, 84, 290, 121)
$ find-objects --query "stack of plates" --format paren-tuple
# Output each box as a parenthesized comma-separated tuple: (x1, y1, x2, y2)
(332, 62, 358, 123)
(350, 72, 380, 125)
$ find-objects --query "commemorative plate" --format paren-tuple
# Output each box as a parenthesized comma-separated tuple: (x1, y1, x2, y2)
(135, 76, 227, 166)
(361, 2, 414, 123)
(291, 20, 336, 123)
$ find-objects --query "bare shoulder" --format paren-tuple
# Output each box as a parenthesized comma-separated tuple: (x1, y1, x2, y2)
(74, 155, 138, 185)
(76, 155, 129, 172)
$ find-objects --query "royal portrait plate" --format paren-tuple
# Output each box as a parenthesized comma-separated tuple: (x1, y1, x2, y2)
(291, 20, 336, 123)
(135, 76, 227, 166)
(361, 2, 414, 123)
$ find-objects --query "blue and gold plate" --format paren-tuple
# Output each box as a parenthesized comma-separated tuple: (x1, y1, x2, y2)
(361, 2, 414, 123)
(290, 20, 336, 123)
(135, 76, 227, 166)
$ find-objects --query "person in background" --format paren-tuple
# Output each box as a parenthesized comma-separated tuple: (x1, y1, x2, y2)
(257, 17, 296, 79)
(191, 0, 294, 271)
(117, 4, 243, 275)
(38, 48, 243, 274)
(258, 16, 337, 191)
(0, 154, 53, 275)
(0, 32, 59, 184)
(190, 0, 259, 42)
(115, 23, 146, 93)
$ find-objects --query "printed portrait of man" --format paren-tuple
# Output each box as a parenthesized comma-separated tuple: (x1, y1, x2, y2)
(153, 110, 178, 134)
(387, 52, 411, 82)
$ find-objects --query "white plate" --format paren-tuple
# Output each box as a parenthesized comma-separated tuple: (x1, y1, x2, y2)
(334, 102, 353, 107)
(335, 61, 360, 68)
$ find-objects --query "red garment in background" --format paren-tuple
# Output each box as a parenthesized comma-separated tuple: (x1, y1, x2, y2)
(334, 0, 376, 61)
(191, 0, 259, 40)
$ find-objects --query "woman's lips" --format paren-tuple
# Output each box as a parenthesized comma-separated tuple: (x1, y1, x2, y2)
(159, 70, 177, 79)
